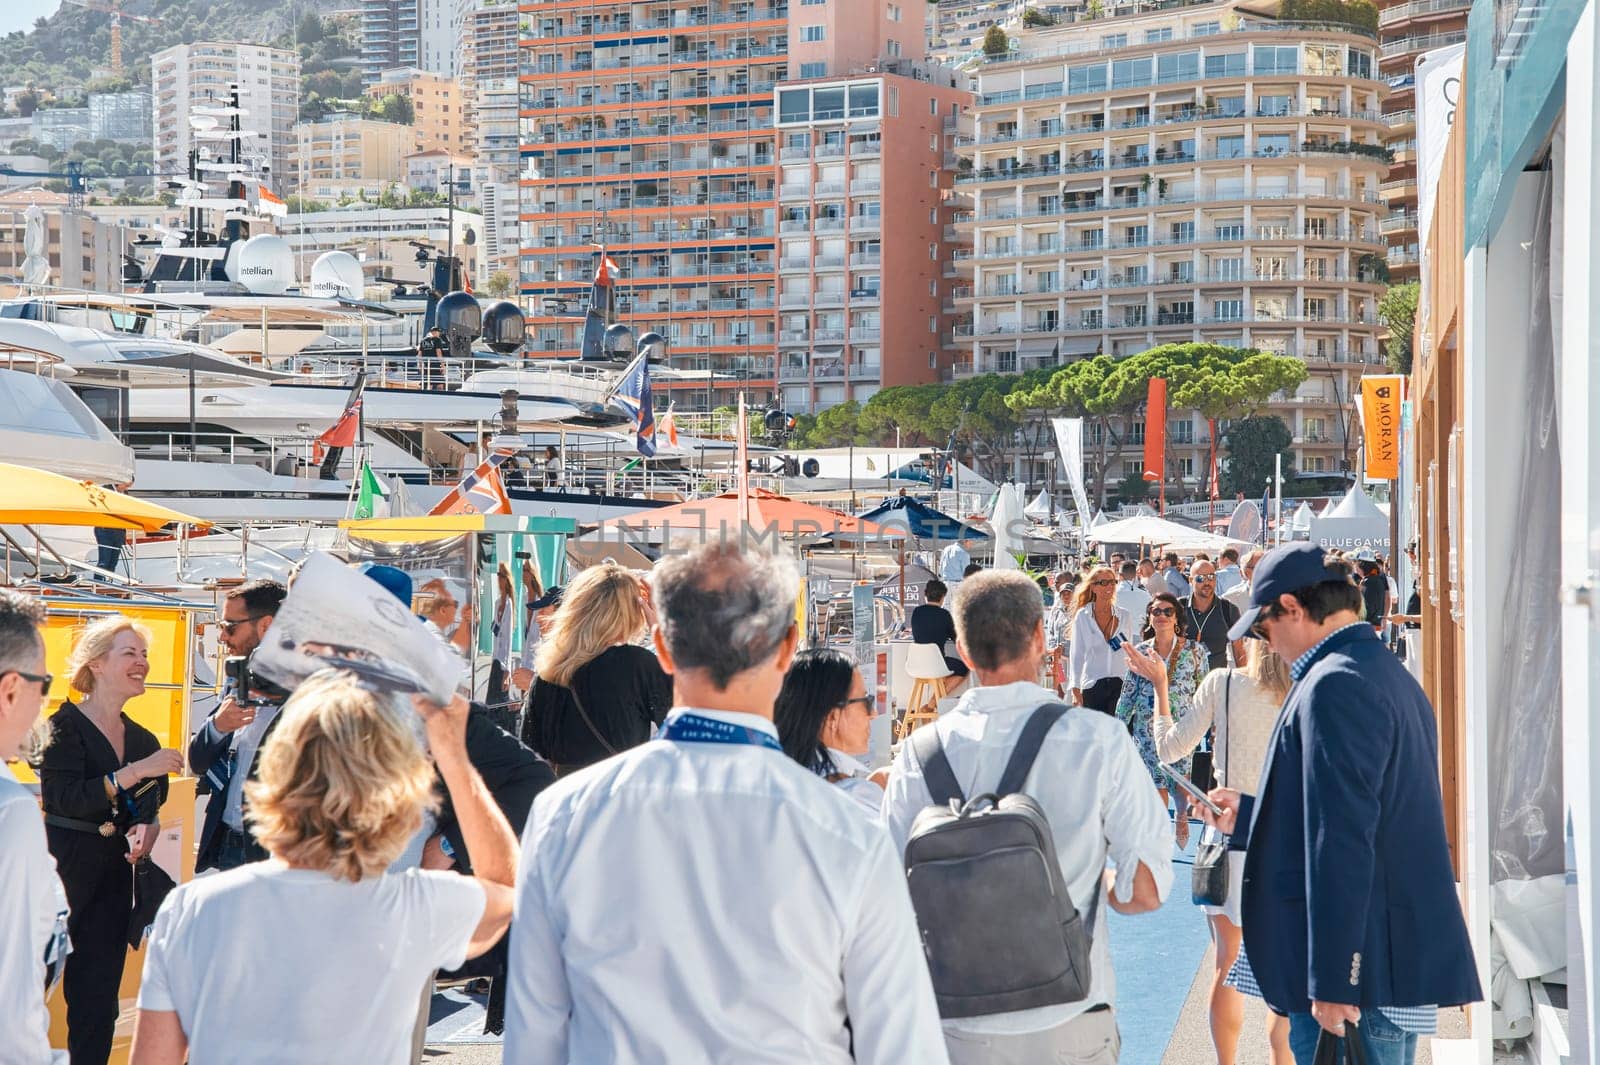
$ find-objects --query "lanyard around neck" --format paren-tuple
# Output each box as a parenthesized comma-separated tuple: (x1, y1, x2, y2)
(659, 713, 783, 753)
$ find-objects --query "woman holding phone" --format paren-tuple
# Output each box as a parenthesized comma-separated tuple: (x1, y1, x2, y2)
(1066, 564, 1126, 714)
(1126, 639, 1293, 1065)
(1113, 593, 1207, 849)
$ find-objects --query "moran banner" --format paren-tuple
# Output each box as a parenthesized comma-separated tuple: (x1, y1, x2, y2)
(1360, 375, 1405, 481)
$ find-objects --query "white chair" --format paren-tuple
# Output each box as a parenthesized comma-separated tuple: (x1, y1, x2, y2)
(900, 643, 955, 740)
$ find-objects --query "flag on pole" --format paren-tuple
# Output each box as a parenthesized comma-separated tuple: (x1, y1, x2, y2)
(429, 450, 514, 516)
(318, 394, 363, 450)
(610, 354, 657, 456)
(660, 403, 680, 448)
(258, 186, 287, 217)
(352, 462, 390, 520)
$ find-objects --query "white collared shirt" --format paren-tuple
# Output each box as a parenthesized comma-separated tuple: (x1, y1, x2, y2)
(823, 747, 885, 817)
(882, 681, 1175, 1036)
(0, 763, 68, 1065)
(222, 700, 281, 831)
(1113, 580, 1151, 637)
(1066, 606, 1127, 691)
(504, 708, 949, 1065)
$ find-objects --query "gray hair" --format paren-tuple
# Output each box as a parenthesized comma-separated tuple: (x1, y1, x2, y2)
(0, 588, 46, 674)
(650, 543, 799, 688)
(950, 570, 1044, 672)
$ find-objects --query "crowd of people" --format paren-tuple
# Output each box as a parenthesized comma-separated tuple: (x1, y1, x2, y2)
(0, 533, 1475, 1065)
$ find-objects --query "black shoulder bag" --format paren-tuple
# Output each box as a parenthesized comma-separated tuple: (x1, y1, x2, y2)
(1313, 1022, 1371, 1065)
(1191, 671, 1231, 907)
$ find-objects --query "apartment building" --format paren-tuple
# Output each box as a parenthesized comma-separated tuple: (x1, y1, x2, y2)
(955, 1, 1389, 485)
(775, 63, 969, 413)
(1376, 0, 1467, 279)
(361, 0, 420, 85)
(292, 114, 412, 195)
(364, 67, 465, 154)
(0, 188, 130, 292)
(926, 0, 1075, 66)
(462, 2, 521, 157)
(151, 42, 300, 190)
(516, 1, 789, 407)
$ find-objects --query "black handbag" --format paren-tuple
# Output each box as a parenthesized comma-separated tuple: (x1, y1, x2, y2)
(1313, 1021, 1371, 1065)
(1191, 672, 1231, 907)
(127, 858, 176, 948)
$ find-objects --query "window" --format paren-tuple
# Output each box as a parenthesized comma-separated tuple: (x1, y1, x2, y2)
(1253, 46, 1298, 75)
(1303, 297, 1327, 320)
(1068, 63, 1108, 94)
(929, 316, 937, 332)
(1122, 304, 1146, 326)
(929, 243, 938, 260)
(1204, 51, 1245, 78)
(887, 38, 901, 57)
(1254, 255, 1289, 279)
(1257, 93, 1291, 116)
(1192, 20, 1221, 35)
(1348, 49, 1374, 80)
(778, 88, 809, 123)
(1214, 93, 1246, 117)
(995, 274, 1016, 295)
(1213, 298, 1243, 321)
(1215, 134, 1245, 159)
(800, 0, 826, 5)
(799, 62, 826, 78)
(1304, 45, 1342, 75)
(1177, 457, 1195, 477)
(1125, 224, 1149, 245)
(1171, 220, 1195, 242)
(1101, 33, 1128, 48)
(1145, 27, 1173, 42)
(1081, 308, 1104, 327)
(1157, 51, 1199, 83)
(1081, 228, 1103, 249)
(888, 2, 901, 19)
(930, 98, 939, 115)
(1214, 220, 1244, 240)
(1111, 57, 1153, 88)
(1256, 132, 1291, 156)
(1170, 260, 1194, 282)
(1124, 459, 1143, 477)
(801, 25, 827, 41)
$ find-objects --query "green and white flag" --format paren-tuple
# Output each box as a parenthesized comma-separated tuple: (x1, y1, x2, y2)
(353, 462, 390, 520)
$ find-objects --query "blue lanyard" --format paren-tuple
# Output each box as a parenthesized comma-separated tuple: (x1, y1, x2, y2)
(659, 713, 783, 753)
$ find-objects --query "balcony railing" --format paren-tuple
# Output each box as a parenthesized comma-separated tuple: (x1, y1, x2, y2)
(960, 106, 1385, 148)
(1380, 29, 1466, 59)
(976, 18, 1379, 72)
(956, 144, 1390, 186)
(968, 187, 1382, 222)
(1379, 0, 1471, 26)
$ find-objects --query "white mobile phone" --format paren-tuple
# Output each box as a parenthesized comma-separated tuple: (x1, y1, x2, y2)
(1163, 766, 1225, 817)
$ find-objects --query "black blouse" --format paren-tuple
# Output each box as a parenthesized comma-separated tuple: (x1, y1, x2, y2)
(39, 700, 167, 829)
(521, 644, 672, 770)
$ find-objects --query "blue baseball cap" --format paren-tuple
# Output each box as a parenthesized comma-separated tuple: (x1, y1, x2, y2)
(1227, 543, 1350, 641)
(358, 562, 413, 607)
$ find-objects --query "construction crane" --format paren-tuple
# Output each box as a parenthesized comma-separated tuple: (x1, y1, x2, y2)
(61, 0, 162, 73)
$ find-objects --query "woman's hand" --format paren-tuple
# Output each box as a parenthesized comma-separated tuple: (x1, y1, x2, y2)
(1122, 642, 1169, 688)
(637, 574, 659, 631)
(127, 748, 184, 784)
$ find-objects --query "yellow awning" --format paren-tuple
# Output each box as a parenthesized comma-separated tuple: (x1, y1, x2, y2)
(0, 464, 210, 532)
(339, 514, 489, 542)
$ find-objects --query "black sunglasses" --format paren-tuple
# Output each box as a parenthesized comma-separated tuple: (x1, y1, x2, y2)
(5, 669, 52, 692)
(1148, 607, 1177, 618)
(219, 615, 268, 634)
(1250, 604, 1283, 639)
(837, 694, 878, 714)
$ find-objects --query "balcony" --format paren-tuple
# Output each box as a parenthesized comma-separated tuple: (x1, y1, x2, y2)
(848, 327, 878, 343)
(813, 329, 846, 342)
(1380, 0, 1471, 25)
(1380, 29, 1467, 59)
(849, 361, 882, 379)
(1380, 211, 1418, 233)
(813, 290, 847, 306)
(850, 179, 882, 195)
(849, 253, 882, 269)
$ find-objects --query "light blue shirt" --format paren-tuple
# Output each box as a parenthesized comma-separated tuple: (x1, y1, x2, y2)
(938, 542, 970, 582)
(1214, 564, 1244, 596)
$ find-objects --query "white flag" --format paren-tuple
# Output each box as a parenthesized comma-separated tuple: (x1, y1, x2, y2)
(1415, 43, 1464, 265)
(1051, 417, 1092, 531)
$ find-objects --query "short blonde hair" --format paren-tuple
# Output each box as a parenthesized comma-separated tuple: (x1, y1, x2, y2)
(535, 560, 646, 688)
(66, 615, 153, 694)
(1244, 645, 1292, 698)
(245, 670, 437, 882)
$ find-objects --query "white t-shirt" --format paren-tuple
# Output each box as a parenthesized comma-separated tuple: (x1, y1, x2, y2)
(139, 860, 485, 1064)
(0, 763, 69, 1065)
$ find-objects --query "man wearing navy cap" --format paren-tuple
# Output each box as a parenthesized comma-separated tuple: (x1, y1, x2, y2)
(1196, 543, 1480, 1064)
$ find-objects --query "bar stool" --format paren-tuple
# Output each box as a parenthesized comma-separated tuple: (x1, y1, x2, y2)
(899, 643, 954, 740)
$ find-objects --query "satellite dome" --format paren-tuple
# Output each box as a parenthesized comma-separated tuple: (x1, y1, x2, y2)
(635, 330, 668, 363)
(235, 234, 293, 295)
(602, 323, 635, 358)
(309, 251, 364, 299)
(435, 291, 482, 341)
(480, 301, 526, 354)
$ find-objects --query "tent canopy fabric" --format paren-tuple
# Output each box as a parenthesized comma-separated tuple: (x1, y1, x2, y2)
(1308, 486, 1392, 556)
(1087, 513, 1215, 547)
(0, 463, 209, 532)
(1023, 489, 1053, 521)
(852, 496, 988, 544)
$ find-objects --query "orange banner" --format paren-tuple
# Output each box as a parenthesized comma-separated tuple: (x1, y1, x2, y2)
(1142, 377, 1167, 482)
(1359, 375, 1405, 480)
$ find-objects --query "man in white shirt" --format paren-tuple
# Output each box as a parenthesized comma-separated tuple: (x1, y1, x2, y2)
(1214, 547, 1244, 597)
(505, 543, 948, 1065)
(0, 589, 69, 1065)
(939, 538, 973, 584)
(1222, 548, 1264, 615)
(883, 570, 1174, 1064)
(1112, 560, 1151, 637)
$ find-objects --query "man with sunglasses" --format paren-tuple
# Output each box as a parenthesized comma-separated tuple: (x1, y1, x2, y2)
(189, 579, 287, 872)
(1195, 544, 1480, 1065)
(1179, 560, 1245, 671)
(0, 588, 68, 1065)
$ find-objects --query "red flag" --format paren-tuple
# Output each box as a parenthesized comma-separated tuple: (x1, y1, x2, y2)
(1141, 378, 1167, 485)
(317, 397, 362, 449)
(1207, 417, 1220, 500)
(462, 270, 473, 295)
(661, 403, 680, 448)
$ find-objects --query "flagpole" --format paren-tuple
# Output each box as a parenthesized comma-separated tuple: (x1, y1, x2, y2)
(736, 393, 751, 527)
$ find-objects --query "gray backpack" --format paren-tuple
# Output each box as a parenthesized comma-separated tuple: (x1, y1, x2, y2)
(903, 703, 1100, 1019)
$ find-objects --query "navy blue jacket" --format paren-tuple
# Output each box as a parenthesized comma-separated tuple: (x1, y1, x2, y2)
(1233, 624, 1481, 1014)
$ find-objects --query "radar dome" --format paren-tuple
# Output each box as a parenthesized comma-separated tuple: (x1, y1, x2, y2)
(635, 330, 668, 363)
(309, 251, 364, 299)
(480, 301, 526, 354)
(602, 323, 635, 358)
(235, 235, 294, 295)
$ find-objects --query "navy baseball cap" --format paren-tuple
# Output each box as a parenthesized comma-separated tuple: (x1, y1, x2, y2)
(529, 586, 563, 609)
(358, 562, 414, 606)
(1227, 543, 1350, 640)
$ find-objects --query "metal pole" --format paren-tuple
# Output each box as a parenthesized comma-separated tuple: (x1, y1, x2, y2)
(1274, 452, 1284, 546)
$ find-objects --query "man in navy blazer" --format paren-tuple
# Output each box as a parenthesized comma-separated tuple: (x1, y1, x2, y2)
(1198, 543, 1481, 1064)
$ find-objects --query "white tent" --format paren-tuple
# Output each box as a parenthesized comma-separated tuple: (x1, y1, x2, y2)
(1023, 488, 1053, 521)
(1309, 486, 1392, 555)
(1290, 502, 1316, 538)
(1088, 513, 1217, 546)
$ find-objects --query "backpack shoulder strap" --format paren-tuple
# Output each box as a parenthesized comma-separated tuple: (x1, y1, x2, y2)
(910, 721, 963, 807)
(995, 702, 1070, 797)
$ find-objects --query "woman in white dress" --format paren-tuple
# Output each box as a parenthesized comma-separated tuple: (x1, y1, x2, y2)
(1125, 641, 1293, 1065)
(774, 649, 887, 816)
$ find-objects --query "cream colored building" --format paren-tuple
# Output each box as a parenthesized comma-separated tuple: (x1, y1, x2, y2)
(151, 42, 300, 191)
(955, 0, 1389, 485)
(292, 114, 413, 195)
(0, 187, 134, 293)
(364, 67, 464, 155)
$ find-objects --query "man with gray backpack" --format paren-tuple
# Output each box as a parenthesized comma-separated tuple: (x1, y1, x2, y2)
(883, 569, 1175, 1064)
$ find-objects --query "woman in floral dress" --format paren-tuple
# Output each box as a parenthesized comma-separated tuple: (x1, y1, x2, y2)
(1115, 591, 1208, 848)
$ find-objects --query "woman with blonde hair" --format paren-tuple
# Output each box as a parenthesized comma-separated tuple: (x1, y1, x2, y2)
(38, 615, 183, 1065)
(128, 670, 518, 1065)
(520, 560, 671, 774)
(1127, 639, 1294, 1065)
(1066, 563, 1127, 713)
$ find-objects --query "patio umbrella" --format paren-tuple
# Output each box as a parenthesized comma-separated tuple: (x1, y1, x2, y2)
(0, 464, 209, 532)
(853, 496, 989, 545)
(20, 205, 50, 287)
